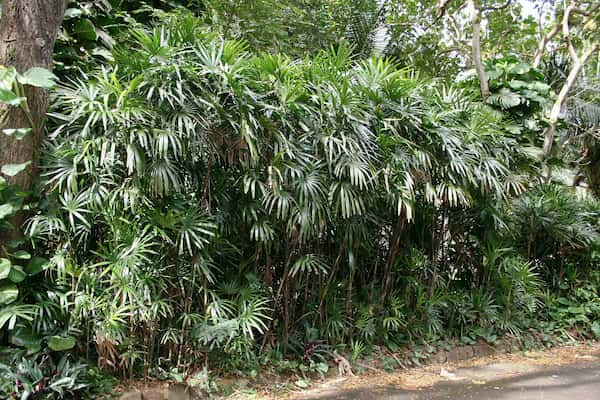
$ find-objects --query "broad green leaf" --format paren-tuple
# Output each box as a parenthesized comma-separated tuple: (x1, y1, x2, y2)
(528, 81, 551, 94)
(74, 19, 98, 41)
(0, 283, 18, 305)
(18, 68, 57, 89)
(0, 203, 14, 219)
(509, 62, 531, 75)
(25, 257, 49, 276)
(48, 335, 76, 351)
(507, 80, 527, 90)
(316, 362, 329, 373)
(0, 65, 17, 85)
(295, 379, 310, 389)
(522, 89, 546, 103)
(3, 128, 31, 140)
(8, 266, 26, 283)
(0, 88, 25, 106)
(568, 306, 585, 314)
(486, 69, 502, 80)
(0, 258, 11, 280)
(13, 250, 31, 260)
(1, 161, 31, 177)
(9, 327, 41, 354)
(487, 88, 522, 109)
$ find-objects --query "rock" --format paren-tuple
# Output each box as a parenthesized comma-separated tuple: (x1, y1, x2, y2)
(446, 346, 474, 362)
(429, 350, 448, 364)
(494, 339, 510, 354)
(472, 343, 495, 358)
(142, 388, 166, 400)
(168, 383, 192, 400)
(120, 391, 142, 400)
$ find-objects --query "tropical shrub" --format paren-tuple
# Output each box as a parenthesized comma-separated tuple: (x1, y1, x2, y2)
(1, 8, 598, 390)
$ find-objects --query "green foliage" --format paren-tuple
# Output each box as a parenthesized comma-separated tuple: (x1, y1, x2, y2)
(505, 184, 599, 273)
(2, 2, 600, 393)
(0, 67, 56, 332)
(0, 353, 113, 400)
(204, 0, 383, 57)
(22, 12, 582, 381)
(0, 65, 100, 399)
(55, 0, 199, 74)
(385, 0, 539, 77)
(458, 56, 552, 147)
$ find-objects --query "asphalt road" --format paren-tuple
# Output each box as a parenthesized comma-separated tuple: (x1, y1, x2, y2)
(304, 361, 600, 400)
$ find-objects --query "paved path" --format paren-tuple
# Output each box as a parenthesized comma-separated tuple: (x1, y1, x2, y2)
(302, 361, 600, 400)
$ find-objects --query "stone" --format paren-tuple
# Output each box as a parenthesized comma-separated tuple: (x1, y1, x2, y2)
(119, 391, 142, 400)
(494, 339, 510, 354)
(472, 343, 495, 358)
(429, 350, 448, 364)
(142, 388, 166, 400)
(447, 346, 474, 362)
(167, 383, 192, 400)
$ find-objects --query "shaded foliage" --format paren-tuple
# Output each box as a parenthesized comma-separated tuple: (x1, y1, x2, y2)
(1, 1, 599, 395)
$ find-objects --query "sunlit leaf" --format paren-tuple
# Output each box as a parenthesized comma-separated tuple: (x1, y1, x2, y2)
(18, 68, 58, 89)
(48, 335, 76, 351)
(0, 283, 18, 305)
(1, 161, 31, 177)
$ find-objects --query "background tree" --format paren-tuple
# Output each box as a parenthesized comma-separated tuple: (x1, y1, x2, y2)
(538, 0, 599, 156)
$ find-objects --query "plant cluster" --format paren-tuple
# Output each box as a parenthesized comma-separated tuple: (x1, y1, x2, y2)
(3, 11, 595, 379)
(1, 4, 599, 397)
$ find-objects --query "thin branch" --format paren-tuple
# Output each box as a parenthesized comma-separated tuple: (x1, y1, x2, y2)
(436, 0, 452, 20)
(532, 22, 560, 68)
(563, 2, 578, 63)
(571, 3, 600, 17)
(543, 42, 599, 157)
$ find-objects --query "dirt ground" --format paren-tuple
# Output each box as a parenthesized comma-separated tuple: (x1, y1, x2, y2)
(116, 341, 600, 399)
(275, 341, 600, 400)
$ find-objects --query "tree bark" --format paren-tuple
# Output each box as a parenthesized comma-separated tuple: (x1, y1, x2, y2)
(0, 0, 67, 189)
(467, 0, 489, 101)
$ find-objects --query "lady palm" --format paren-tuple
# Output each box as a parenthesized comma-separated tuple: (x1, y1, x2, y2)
(15, 11, 597, 379)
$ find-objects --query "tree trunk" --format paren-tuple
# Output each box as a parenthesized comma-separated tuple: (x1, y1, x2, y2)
(542, 44, 598, 157)
(0, 1, 67, 189)
(467, 0, 489, 101)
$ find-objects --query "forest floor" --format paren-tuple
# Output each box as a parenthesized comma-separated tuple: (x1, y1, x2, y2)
(117, 341, 600, 399)
(274, 342, 600, 400)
